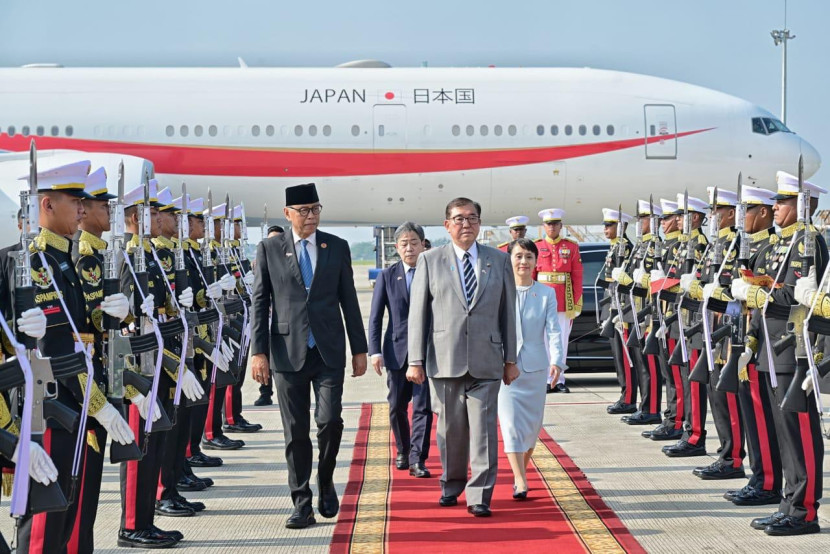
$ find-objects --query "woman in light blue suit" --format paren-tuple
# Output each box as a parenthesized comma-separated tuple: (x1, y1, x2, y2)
(498, 238, 566, 499)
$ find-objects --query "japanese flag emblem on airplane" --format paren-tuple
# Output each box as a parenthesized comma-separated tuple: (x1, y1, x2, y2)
(379, 90, 402, 102)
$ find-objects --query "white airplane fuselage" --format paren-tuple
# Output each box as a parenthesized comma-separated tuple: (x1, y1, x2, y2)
(0, 67, 820, 227)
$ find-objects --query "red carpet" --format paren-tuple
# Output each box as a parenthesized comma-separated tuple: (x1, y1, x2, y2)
(331, 403, 645, 554)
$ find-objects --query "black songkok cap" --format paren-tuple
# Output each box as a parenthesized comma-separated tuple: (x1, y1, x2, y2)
(285, 183, 319, 206)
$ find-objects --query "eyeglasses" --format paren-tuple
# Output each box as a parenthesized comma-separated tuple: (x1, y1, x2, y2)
(288, 205, 323, 217)
(449, 215, 481, 226)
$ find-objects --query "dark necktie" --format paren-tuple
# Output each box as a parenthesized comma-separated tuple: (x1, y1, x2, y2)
(463, 252, 476, 305)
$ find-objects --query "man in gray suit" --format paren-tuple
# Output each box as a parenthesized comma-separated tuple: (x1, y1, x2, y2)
(408, 197, 518, 517)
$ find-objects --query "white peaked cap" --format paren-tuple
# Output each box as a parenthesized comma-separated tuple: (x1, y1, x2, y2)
(601, 208, 634, 224)
(209, 203, 228, 218)
(233, 204, 244, 221)
(157, 186, 176, 210)
(676, 193, 708, 213)
(188, 197, 205, 215)
(660, 199, 679, 215)
(707, 187, 738, 207)
(124, 179, 159, 206)
(742, 185, 776, 206)
(538, 208, 565, 222)
(19, 160, 91, 196)
(171, 194, 191, 212)
(775, 171, 826, 199)
(84, 167, 108, 196)
(638, 199, 663, 217)
(505, 215, 529, 228)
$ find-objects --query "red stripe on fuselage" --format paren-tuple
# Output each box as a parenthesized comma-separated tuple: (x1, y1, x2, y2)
(0, 129, 713, 178)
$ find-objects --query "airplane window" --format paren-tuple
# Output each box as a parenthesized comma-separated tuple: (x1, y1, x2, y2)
(50, 125, 59, 136)
(309, 125, 318, 137)
(764, 117, 791, 134)
(466, 125, 474, 136)
(7, 126, 14, 136)
(209, 125, 218, 137)
(323, 125, 331, 137)
(166, 125, 175, 137)
(494, 125, 503, 136)
(551, 125, 559, 136)
(452, 125, 460, 137)
(194, 125, 203, 137)
(180, 125, 189, 137)
(122, 126, 131, 137)
(252, 125, 261, 137)
(378, 125, 385, 137)
(294, 125, 303, 136)
(36, 126, 44, 136)
(578, 125, 586, 136)
(22, 126, 30, 135)
(536, 125, 545, 136)
(564, 125, 572, 136)
(223, 125, 232, 136)
(592, 125, 600, 136)
(508, 125, 517, 136)
(108, 125, 117, 136)
(480, 125, 488, 136)
(607, 125, 615, 136)
(237, 125, 246, 136)
(94, 125, 103, 137)
(649, 125, 656, 136)
(351, 125, 360, 137)
(266, 125, 275, 136)
(65, 125, 73, 136)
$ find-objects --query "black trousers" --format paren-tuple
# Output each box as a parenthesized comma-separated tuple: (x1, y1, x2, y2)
(224, 379, 244, 425)
(64, 427, 107, 554)
(633, 347, 662, 415)
(681, 349, 707, 446)
(662, 337, 684, 430)
(120, 403, 165, 532)
(158, 398, 191, 501)
(273, 346, 344, 510)
(387, 366, 433, 465)
(708, 365, 745, 467)
(764, 371, 824, 522)
(17, 427, 84, 554)
(189, 355, 210, 456)
(739, 365, 782, 492)
(612, 330, 638, 405)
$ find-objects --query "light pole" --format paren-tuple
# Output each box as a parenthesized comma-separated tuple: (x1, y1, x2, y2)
(770, 2, 795, 125)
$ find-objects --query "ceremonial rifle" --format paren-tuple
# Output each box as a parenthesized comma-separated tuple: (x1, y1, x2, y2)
(643, 195, 665, 355)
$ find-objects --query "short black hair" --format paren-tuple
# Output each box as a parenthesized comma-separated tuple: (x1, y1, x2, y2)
(445, 197, 482, 220)
(507, 237, 538, 257)
(267, 225, 284, 235)
(16, 208, 22, 222)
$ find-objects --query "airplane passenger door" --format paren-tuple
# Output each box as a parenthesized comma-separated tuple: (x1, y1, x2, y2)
(373, 105, 407, 150)
(644, 104, 677, 159)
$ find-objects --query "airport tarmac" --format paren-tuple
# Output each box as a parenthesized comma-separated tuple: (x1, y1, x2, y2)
(1, 274, 828, 553)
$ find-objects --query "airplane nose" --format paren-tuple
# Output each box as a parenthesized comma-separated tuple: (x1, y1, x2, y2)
(801, 138, 822, 178)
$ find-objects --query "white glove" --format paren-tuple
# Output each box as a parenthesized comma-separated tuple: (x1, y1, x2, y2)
(181, 370, 205, 402)
(730, 279, 751, 301)
(130, 392, 162, 422)
(702, 283, 719, 300)
(91, 403, 136, 446)
(611, 314, 621, 325)
(17, 308, 46, 339)
(803, 369, 816, 394)
(678, 273, 695, 292)
(206, 281, 223, 299)
(206, 346, 230, 372)
(794, 267, 818, 308)
(12, 441, 58, 486)
(219, 273, 237, 291)
(650, 268, 666, 282)
(737, 346, 753, 370)
(654, 324, 667, 340)
(100, 293, 130, 321)
(611, 267, 624, 282)
(139, 294, 156, 318)
(177, 286, 194, 309)
(242, 272, 255, 286)
(633, 267, 647, 284)
(220, 339, 235, 364)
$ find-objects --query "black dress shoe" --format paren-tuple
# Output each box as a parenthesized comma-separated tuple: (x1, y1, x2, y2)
(155, 499, 195, 517)
(176, 475, 207, 492)
(285, 506, 316, 529)
(694, 461, 746, 480)
(467, 504, 492, 517)
(764, 515, 820, 536)
(224, 417, 262, 433)
(551, 383, 570, 393)
(317, 478, 340, 518)
(193, 475, 214, 488)
(237, 416, 263, 431)
(173, 495, 206, 512)
(723, 484, 752, 502)
(187, 452, 223, 467)
(623, 412, 662, 425)
(150, 525, 183, 542)
(118, 528, 178, 548)
(732, 488, 781, 506)
(663, 440, 707, 457)
(409, 462, 431, 478)
(395, 453, 410, 470)
(202, 435, 243, 450)
(439, 495, 458, 507)
(650, 426, 684, 441)
(750, 511, 787, 530)
(607, 402, 637, 415)
(253, 394, 273, 406)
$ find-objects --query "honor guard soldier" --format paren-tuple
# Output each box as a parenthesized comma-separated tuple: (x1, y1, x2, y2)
(642, 199, 687, 442)
(662, 193, 710, 458)
(734, 172, 827, 536)
(15, 161, 136, 553)
(721, 185, 783, 507)
(498, 216, 529, 252)
(681, 187, 747, 478)
(616, 200, 664, 425)
(535, 208, 583, 393)
(600, 208, 637, 414)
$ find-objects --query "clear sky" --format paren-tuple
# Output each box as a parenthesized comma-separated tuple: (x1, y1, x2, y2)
(1, 0, 827, 244)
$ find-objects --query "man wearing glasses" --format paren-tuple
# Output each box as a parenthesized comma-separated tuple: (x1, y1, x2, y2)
(250, 183, 368, 530)
(535, 209, 583, 393)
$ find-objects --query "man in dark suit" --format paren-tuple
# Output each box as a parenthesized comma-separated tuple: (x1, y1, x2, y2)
(369, 222, 433, 478)
(251, 183, 368, 530)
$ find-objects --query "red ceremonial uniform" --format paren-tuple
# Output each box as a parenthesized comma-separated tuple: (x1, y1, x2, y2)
(534, 236, 584, 318)
(497, 242, 509, 253)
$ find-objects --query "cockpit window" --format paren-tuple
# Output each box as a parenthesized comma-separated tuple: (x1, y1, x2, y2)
(752, 117, 792, 135)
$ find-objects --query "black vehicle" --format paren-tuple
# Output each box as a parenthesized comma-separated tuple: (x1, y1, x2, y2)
(566, 242, 615, 371)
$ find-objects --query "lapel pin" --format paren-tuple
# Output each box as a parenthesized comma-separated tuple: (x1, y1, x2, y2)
(286, 252, 293, 257)
(397, 276, 403, 280)
(321, 243, 327, 249)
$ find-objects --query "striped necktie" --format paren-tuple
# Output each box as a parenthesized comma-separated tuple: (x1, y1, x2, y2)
(298, 239, 316, 348)
(463, 252, 476, 305)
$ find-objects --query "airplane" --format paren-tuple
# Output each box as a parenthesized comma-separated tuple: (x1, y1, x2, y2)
(0, 62, 821, 238)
